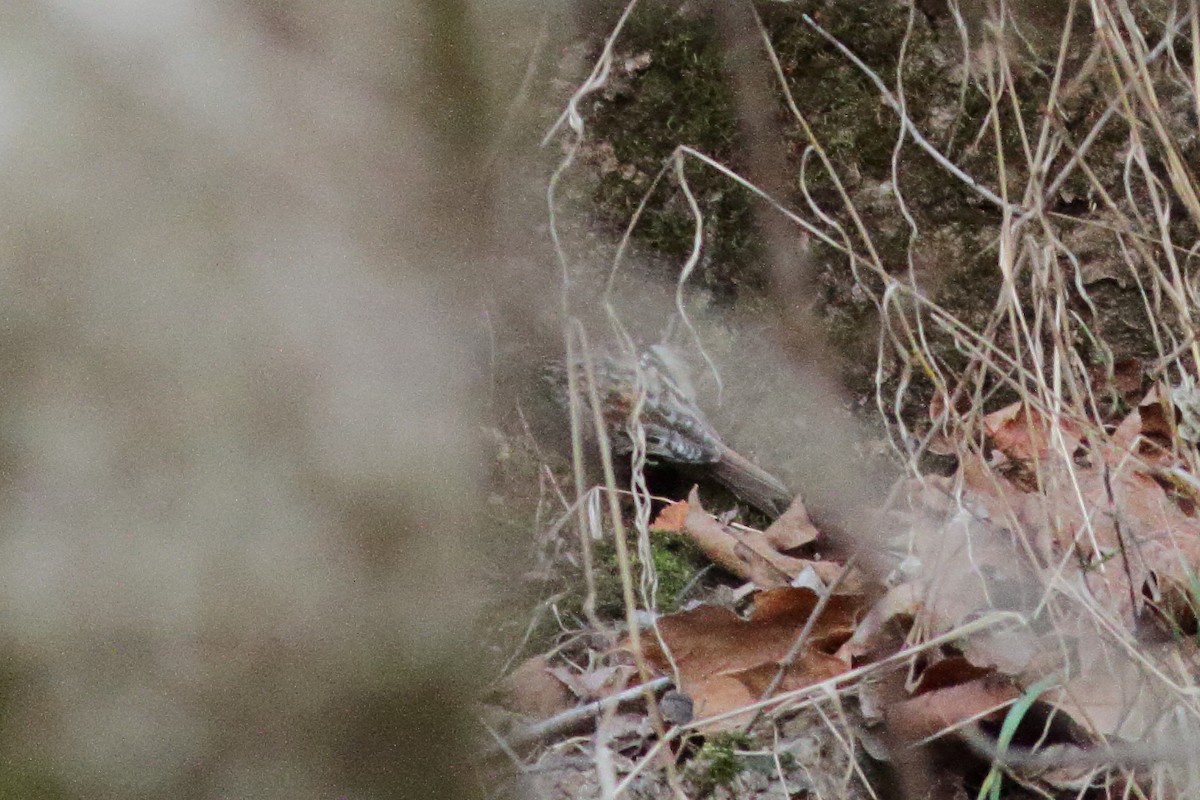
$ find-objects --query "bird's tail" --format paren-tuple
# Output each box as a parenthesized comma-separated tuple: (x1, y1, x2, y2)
(711, 445, 792, 517)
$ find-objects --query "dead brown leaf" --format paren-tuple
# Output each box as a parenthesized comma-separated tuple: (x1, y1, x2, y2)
(670, 487, 840, 588)
(637, 587, 866, 728)
(651, 498, 690, 532)
(502, 655, 576, 719)
(983, 400, 1073, 461)
(948, 397, 1200, 627)
(732, 540, 792, 589)
(886, 673, 1019, 742)
(1024, 441, 1200, 625)
(887, 392, 1200, 750)
(763, 494, 820, 551)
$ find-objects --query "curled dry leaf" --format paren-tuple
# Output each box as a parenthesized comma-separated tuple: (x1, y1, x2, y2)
(731, 540, 792, 589)
(875, 389, 1200, 757)
(635, 587, 867, 729)
(677, 491, 807, 580)
(886, 671, 1019, 743)
(984, 400, 1060, 461)
(650, 498, 690, 532)
(763, 494, 820, 551)
(656, 487, 852, 591)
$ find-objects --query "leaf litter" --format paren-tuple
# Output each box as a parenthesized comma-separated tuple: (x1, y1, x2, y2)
(498, 381, 1200, 797)
(635, 586, 868, 730)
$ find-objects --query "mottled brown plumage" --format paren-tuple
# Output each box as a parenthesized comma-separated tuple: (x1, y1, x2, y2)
(548, 346, 792, 516)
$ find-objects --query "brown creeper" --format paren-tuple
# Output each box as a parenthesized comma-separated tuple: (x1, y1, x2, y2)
(546, 345, 791, 516)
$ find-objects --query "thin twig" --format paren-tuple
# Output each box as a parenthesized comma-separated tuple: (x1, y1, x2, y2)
(486, 676, 672, 755)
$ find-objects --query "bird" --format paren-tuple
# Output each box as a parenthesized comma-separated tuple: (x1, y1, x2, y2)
(546, 344, 792, 517)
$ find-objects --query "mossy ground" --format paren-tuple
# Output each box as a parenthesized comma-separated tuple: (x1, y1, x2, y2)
(577, 0, 1174, 439)
(583, 2, 764, 297)
(687, 732, 753, 795)
(487, 0, 1121, 656)
(594, 527, 713, 615)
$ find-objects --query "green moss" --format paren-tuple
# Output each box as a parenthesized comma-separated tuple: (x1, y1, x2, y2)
(762, 3, 914, 160)
(649, 530, 705, 605)
(595, 528, 709, 615)
(480, 510, 711, 662)
(689, 732, 753, 795)
(585, 1, 763, 296)
(579, 0, 1178, 447)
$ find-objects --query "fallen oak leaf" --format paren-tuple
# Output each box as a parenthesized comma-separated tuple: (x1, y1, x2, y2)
(634, 587, 867, 728)
(722, 654, 847, 705)
(643, 587, 864, 672)
(983, 400, 1081, 462)
(886, 672, 1020, 743)
(650, 498, 690, 532)
(868, 387, 1200, 790)
(750, 585, 865, 651)
(1024, 447, 1200, 625)
(957, 397, 1200, 626)
(917, 392, 1200, 755)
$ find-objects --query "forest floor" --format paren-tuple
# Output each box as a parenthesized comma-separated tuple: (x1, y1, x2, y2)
(477, 2, 1200, 798)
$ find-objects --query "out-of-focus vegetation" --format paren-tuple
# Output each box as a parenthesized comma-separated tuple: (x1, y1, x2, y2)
(0, 3, 554, 799)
